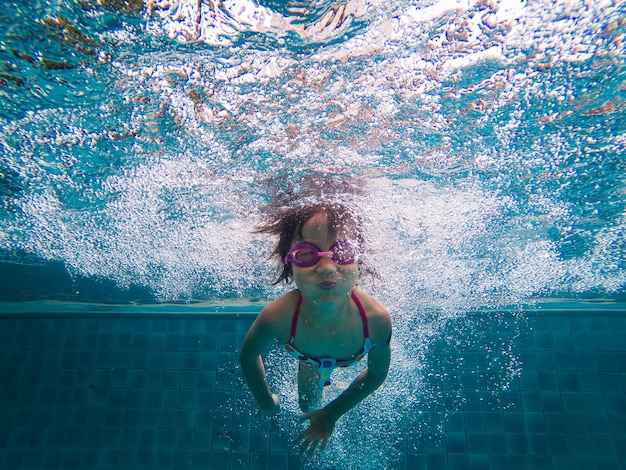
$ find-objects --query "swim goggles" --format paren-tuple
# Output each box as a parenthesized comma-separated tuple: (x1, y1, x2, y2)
(284, 240, 358, 267)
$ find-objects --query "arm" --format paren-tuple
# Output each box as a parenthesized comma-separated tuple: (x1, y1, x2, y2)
(296, 309, 392, 454)
(324, 331, 391, 419)
(239, 308, 283, 414)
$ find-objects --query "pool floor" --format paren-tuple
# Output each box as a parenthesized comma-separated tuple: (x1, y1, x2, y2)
(0, 306, 625, 469)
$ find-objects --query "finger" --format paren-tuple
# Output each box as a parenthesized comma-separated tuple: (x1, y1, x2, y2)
(300, 438, 318, 456)
(298, 438, 311, 455)
(307, 439, 321, 457)
(299, 413, 312, 424)
(319, 437, 329, 452)
(294, 430, 307, 445)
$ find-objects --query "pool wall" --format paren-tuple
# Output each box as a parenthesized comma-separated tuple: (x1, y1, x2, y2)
(0, 306, 624, 469)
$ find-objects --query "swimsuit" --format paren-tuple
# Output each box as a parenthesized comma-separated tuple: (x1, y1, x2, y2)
(284, 291, 372, 388)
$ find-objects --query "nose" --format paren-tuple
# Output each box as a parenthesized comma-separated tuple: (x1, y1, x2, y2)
(315, 255, 337, 274)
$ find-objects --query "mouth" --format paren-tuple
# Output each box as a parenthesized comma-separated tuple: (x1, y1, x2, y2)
(319, 281, 337, 290)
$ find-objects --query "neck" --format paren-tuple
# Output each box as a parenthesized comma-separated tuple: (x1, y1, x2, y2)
(299, 291, 353, 324)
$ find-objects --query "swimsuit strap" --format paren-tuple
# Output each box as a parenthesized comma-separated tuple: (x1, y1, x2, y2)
(350, 291, 370, 339)
(289, 294, 303, 345)
(290, 291, 369, 343)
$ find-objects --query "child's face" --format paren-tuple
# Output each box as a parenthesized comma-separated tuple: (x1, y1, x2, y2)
(290, 213, 359, 301)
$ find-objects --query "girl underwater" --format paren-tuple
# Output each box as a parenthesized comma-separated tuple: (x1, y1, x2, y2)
(239, 201, 392, 455)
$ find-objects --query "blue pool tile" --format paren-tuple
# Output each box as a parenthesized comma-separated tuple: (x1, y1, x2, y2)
(598, 372, 622, 392)
(183, 333, 201, 351)
(582, 391, 606, 413)
(269, 431, 291, 453)
(159, 408, 178, 428)
(446, 432, 467, 453)
(608, 415, 626, 438)
(523, 412, 544, 433)
(248, 452, 269, 470)
(578, 372, 601, 391)
(130, 333, 149, 349)
(200, 332, 218, 350)
(486, 433, 507, 453)
(533, 331, 553, 350)
(165, 319, 184, 334)
(595, 352, 619, 371)
(561, 392, 584, 412)
(145, 351, 165, 369)
(42, 450, 63, 469)
(559, 371, 581, 391)
(250, 431, 270, 453)
(446, 411, 465, 431)
(506, 454, 530, 470)
(196, 388, 215, 409)
(572, 333, 592, 350)
(483, 412, 504, 431)
(521, 391, 541, 411)
(519, 371, 539, 390)
(129, 350, 146, 367)
(553, 331, 574, 349)
(162, 370, 181, 388)
(586, 413, 611, 436)
(569, 435, 593, 458)
(427, 436, 447, 453)
(172, 448, 193, 468)
(506, 433, 528, 454)
(182, 351, 199, 370)
(537, 371, 559, 390)
(199, 351, 218, 370)
(180, 370, 198, 389)
(219, 332, 236, 352)
(526, 434, 549, 455)
(564, 413, 588, 434)
(177, 408, 196, 428)
(269, 452, 288, 469)
(488, 455, 508, 469)
(123, 408, 142, 427)
(575, 351, 597, 371)
(448, 453, 469, 469)
(166, 333, 184, 351)
(604, 392, 626, 414)
(194, 429, 212, 448)
(406, 454, 427, 470)
(164, 351, 182, 369)
(149, 332, 167, 350)
(231, 429, 251, 453)
(175, 428, 195, 449)
(591, 333, 613, 351)
(464, 412, 484, 432)
(534, 351, 556, 370)
(213, 410, 233, 431)
(426, 453, 448, 470)
(590, 435, 618, 460)
(466, 432, 487, 453)
(504, 413, 525, 433)
(105, 407, 124, 427)
(21, 449, 45, 469)
(212, 450, 230, 468)
(546, 434, 571, 456)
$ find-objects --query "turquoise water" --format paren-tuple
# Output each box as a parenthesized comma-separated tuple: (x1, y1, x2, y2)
(0, 0, 625, 469)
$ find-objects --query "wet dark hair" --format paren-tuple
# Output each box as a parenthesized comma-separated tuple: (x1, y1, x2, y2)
(256, 201, 367, 284)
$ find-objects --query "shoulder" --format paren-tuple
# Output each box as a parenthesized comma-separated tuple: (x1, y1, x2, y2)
(353, 289, 392, 344)
(252, 290, 301, 341)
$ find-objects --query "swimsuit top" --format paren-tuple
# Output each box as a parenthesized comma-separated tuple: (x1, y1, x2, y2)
(284, 291, 373, 388)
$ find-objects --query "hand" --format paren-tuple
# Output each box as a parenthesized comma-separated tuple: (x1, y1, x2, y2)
(295, 408, 337, 456)
(258, 393, 280, 416)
